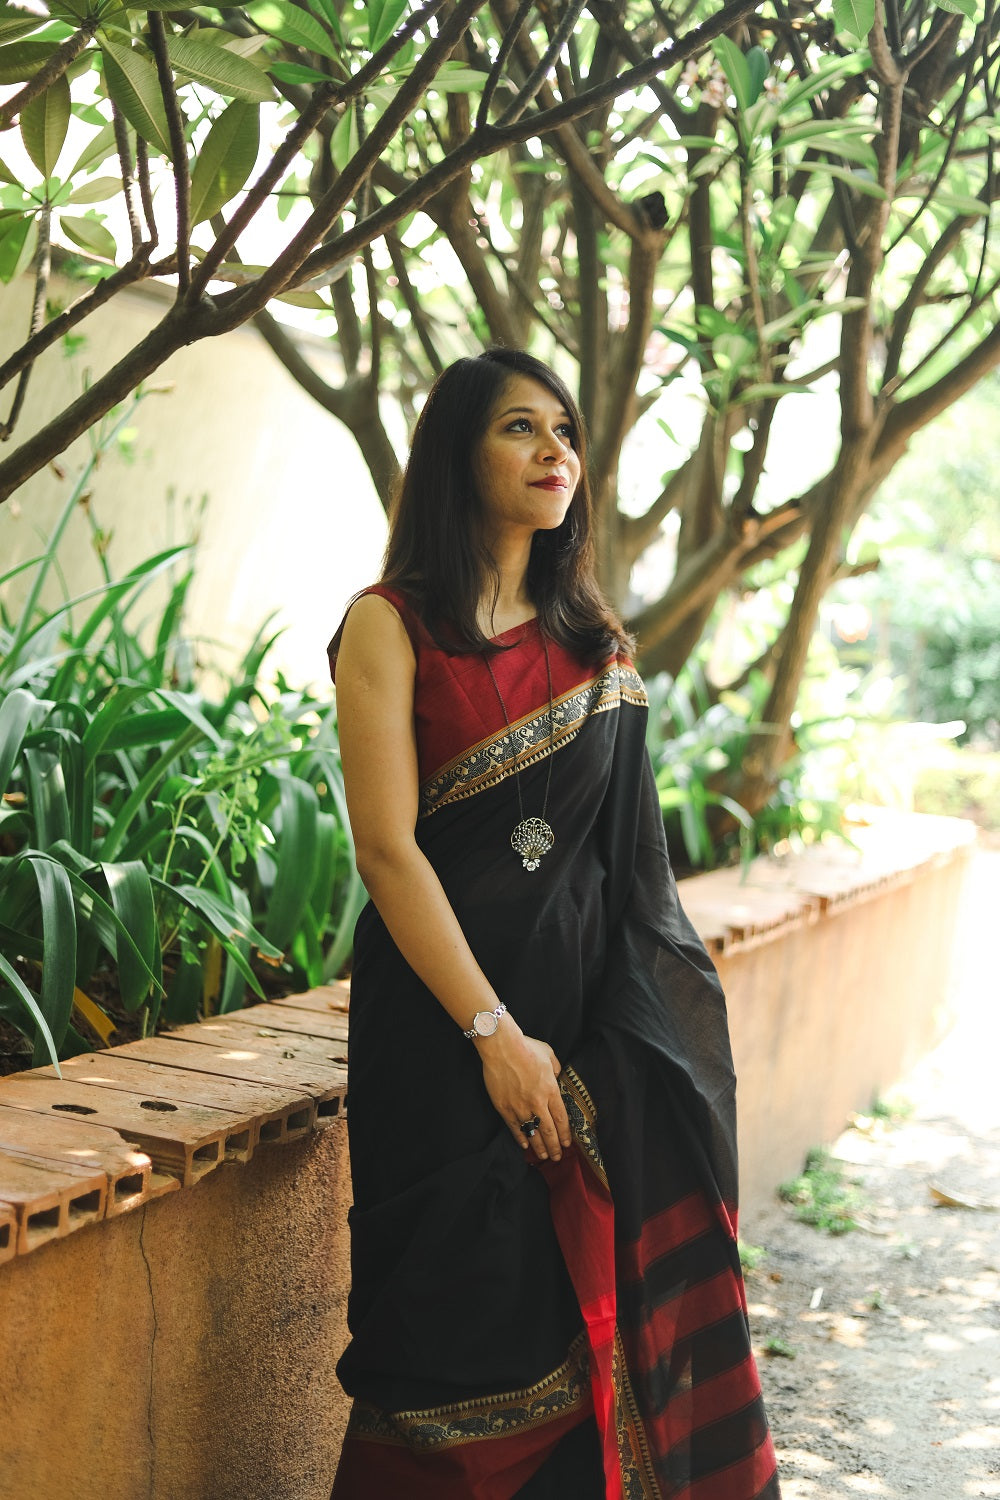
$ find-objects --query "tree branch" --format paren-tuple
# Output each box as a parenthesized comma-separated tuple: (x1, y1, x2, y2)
(147, 13, 191, 296)
(497, 0, 589, 126)
(0, 22, 97, 132)
(189, 80, 340, 300)
(112, 104, 143, 257)
(0, 204, 50, 442)
(476, 0, 533, 129)
(275, 0, 765, 297)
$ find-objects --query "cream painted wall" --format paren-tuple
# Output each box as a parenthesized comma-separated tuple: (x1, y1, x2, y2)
(0, 275, 388, 689)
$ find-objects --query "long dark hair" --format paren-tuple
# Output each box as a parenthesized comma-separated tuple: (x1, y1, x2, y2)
(376, 348, 631, 661)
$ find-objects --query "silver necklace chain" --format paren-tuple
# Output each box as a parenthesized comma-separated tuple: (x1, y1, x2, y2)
(483, 634, 556, 871)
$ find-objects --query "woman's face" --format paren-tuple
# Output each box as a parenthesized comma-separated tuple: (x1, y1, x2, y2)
(473, 374, 582, 547)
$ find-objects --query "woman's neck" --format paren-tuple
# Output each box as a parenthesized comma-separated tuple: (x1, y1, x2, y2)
(480, 533, 535, 636)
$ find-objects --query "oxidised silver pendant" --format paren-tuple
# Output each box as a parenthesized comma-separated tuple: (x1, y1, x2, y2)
(511, 817, 554, 872)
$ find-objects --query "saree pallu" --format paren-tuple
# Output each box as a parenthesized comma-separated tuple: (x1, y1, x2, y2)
(329, 589, 780, 1500)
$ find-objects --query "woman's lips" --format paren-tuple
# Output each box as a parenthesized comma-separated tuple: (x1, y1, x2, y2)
(530, 478, 568, 489)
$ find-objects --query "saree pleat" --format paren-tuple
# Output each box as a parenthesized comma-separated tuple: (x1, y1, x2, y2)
(329, 588, 780, 1500)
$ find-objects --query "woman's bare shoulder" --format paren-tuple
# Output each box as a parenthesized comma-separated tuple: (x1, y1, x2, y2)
(338, 591, 416, 680)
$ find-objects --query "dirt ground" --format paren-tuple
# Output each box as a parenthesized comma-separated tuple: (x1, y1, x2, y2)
(743, 847, 1000, 1500)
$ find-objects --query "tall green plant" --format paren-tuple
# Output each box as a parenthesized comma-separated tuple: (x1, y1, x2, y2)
(0, 411, 364, 1065)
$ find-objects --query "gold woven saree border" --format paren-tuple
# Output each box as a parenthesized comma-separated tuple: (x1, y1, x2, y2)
(346, 1330, 591, 1452)
(419, 663, 647, 818)
(561, 1065, 608, 1191)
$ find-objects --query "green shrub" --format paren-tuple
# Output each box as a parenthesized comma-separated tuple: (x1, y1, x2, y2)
(0, 406, 363, 1067)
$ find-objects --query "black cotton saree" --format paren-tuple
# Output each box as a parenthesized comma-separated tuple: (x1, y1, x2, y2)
(329, 587, 780, 1500)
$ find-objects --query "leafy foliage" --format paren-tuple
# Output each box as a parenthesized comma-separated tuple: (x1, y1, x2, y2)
(0, 0, 997, 829)
(0, 400, 363, 1065)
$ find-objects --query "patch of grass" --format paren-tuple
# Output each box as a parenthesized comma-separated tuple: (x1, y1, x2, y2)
(778, 1147, 867, 1235)
(763, 1336, 797, 1359)
(738, 1240, 766, 1274)
(870, 1093, 913, 1123)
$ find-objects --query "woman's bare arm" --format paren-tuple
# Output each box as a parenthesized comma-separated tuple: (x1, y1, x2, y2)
(335, 593, 570, 1161)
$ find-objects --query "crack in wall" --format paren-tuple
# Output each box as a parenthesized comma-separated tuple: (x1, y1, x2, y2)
(138, 1205, 157, 1500)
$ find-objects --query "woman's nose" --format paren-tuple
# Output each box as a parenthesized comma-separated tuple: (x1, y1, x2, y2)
(538, 430, 570, 460)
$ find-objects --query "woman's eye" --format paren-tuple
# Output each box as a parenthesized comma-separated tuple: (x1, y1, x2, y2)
(507, 418, 531, 432)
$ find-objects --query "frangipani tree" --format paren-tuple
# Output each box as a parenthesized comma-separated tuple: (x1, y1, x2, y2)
(0, 0, 996, 817)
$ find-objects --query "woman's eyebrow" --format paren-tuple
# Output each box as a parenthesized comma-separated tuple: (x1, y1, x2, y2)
(496, 405, 572, 419)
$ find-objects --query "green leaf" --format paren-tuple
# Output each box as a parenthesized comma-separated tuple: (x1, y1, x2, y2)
(23, 746, 71, 848)
(0, 687, 38, 794)
(263, 773, 318, 950)
(167, 36, 274, 102)
(218, 884, 251, 1013)
(67, 175, 122, 203)
(269, 59, 331, 86)
(934, 0, 977, 14)
(368, 0, 407, 51)
(745, 46, 768, 107)
(66, 119, 119, 178)
(26, 853, 77, 1061)
(100, 38, 173, 159)
(275, 285, 329, 308)
(244, 0, 340, 60)
(792, 159, 888, 198)
(714, 35, 751, 112)
(833, 0, 875, 40)
(0, 38, 54, 85)
(0, 951, 60, 1071)
(0, 15, 47, 42)
(59, 211, 118, 260)
(330, 101, 358, 172)
(102, 859, 160, 1011)
(20, 72, 71, 178)
(188, 99, 259, 224)
(915, 188, 989, 216)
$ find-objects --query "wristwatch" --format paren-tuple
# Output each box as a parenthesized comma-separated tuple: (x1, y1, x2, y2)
(463, 1001, 507, 1040)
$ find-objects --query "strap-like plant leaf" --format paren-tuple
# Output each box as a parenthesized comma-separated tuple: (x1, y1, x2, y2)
(218, 884, 251, 1013)
(23, 746, 71, 848)
(188, 99, 260, 225)
(263, 773, 319, 951)
(167, 36, 274, 102)
(20, 71, 71, 178)
(101, 39, 173, 159)
(0, 687, 38, 793)
(244, 0, 340, 59)
(161, 880, 279, 996)
(102, 858, 161, 1011)
(0, 952, 60, 1071)
(25, 853, 77, 1061)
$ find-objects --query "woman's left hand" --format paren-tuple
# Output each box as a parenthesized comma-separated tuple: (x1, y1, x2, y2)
(476, 1017, 572, 1163)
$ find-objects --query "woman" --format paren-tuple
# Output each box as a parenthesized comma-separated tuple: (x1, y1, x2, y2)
(328, 348, 781, 1499)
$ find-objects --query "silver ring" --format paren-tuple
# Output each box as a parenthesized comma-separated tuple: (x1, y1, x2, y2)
(519, 1115, 541, 1137)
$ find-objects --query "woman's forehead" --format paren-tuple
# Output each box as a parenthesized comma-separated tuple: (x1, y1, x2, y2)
(491, 373, 570, 419)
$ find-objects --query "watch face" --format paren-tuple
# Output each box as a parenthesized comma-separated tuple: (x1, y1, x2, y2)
(473, 1011, 499, 1037)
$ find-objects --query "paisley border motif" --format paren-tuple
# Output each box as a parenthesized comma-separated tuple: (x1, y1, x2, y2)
(419, 663, 647, 818)
(346, 1330, 591, 1451)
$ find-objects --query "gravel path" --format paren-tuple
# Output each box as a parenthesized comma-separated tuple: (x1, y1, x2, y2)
(744, 848, 1000, 1500)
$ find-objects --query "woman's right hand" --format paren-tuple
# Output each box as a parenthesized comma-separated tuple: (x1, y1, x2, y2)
(476, 1018, 572, 1163)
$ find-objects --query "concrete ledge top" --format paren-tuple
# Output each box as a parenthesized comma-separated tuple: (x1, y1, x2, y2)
(0, 811, 976, 1266)
(680, 808, 977, 956)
